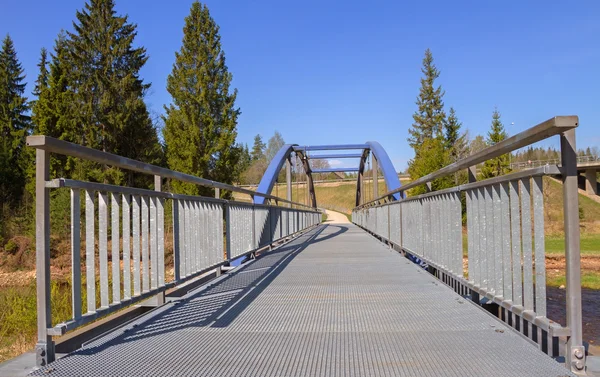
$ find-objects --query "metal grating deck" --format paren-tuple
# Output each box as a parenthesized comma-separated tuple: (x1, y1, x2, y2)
(32, 224, 574, 376)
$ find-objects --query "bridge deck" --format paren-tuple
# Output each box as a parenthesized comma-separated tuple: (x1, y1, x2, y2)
(32, 224, 572, 377)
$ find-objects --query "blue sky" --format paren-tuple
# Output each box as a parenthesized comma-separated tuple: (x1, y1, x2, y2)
(2, 0, 599, 171)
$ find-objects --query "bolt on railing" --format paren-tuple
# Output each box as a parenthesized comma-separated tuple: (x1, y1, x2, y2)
(27, 136, 321, 367)
(352, 116, 587, 374)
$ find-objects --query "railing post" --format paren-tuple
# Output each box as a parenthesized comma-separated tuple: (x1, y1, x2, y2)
(35, 149, 54, 366)
(560, 129, 585, 373)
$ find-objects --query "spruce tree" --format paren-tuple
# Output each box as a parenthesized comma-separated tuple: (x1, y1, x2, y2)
(407, 49, 450, 194)
(444, 107, 468, 162)
(408, 49, 446, 149)
(0, 34, 30, 206)
(481, 108, 510, 178)
(32, 48, 49, 99)
(30, 33, 80, 181)
(251, 134, 266, 161)
(67, 0, 162, 184)
(163, 1, 240, 196)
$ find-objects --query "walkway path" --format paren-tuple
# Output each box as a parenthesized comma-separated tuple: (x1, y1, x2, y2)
(323, 208, 350, 224)
(32, 224, 572, 376)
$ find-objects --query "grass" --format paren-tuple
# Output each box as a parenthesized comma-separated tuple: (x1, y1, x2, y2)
(547, 272, 600, 290)
(0, 280, 72, 363)
(546, 234, 600, 255)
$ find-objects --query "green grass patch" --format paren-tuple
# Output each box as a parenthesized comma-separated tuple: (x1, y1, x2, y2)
(545, 234, 600, 255)
(547, 272, 600, 290)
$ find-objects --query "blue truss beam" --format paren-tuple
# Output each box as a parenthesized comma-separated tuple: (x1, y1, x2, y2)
(308, 153, 363, 159)
(292, 144, 368, 151)
(312, 168, 359, 173)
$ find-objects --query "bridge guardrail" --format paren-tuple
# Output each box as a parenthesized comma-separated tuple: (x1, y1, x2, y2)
(27, 136, 321, 367)
(352, 116, 587, 373)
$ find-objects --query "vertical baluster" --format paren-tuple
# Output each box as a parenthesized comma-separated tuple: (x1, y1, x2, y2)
(184, 200, 191, 277)
(493, 184, 503, 297)
(141, 196, 149, 292)
(111, 193, 120, 304)
(201, 201, 206, 268)
(455, 193, 463, 277)
(122, 194, 131, 299)
(172, 199, 181, 281)
(98, 192, 109, 307)
(485, 186, 495, 294)
(510, 181, 523, 307)
(150, 197, 157, 290)
(533, 177, 546, 317)
(478, 188, 487, 290)
(158, 197, 164, 287)
(193, 201, 200, 272)
(71, 189, 82, 320)
(501, 183, 512, 302)
(86, 190, 96, 313)
(132, 195, 141, 296)
(521, 178, 534, 311)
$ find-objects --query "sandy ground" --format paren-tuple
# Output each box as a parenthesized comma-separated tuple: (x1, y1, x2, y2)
(323, 209, 350, 224)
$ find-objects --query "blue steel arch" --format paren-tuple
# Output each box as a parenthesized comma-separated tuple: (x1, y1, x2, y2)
(366, 141, 402, 201)
(254, 144, 295, 205)
(254, 141, 401, 208)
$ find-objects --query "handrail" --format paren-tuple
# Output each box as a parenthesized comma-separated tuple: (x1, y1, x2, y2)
(359, 115, 578, 207)
(26, 135, 313, 210)
(28, 136, 322, 367)
(351, 115, 585, 373)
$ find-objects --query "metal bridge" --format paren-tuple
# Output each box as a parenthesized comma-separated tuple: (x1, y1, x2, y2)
(2, 115, 596, 376)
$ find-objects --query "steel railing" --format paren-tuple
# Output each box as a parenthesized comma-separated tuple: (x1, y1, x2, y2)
(27, 136, 321, 367)
(352, 116, 587, 373)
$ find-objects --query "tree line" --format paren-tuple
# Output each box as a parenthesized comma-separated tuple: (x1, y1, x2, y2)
(0, 0, 244, 244)
(408, 49, 599, 192)
(407, 49, 515, 193)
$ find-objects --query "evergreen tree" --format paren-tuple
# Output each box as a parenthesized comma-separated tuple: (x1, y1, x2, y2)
(251, 134, 266, 161)
(444, 107, 469, 160)
(233, 143, 252, 184)
(163, 1, 240, 196)
(67, 0, 162, 184)
(481, 108, 510, 178)
(27, 34, 75, 199)
(407, 49, 450, 194)
(32, 48, 49, 99)
(408, 49, 446, 149)
(0, 34, 30, 206)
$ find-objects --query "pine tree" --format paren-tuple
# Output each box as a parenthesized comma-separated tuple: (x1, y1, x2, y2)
(163, 1, 240, 196)
(251, 134, 266, 161)
(481, 108, 510, 178)
(67, 0, 162, 184)
(408, 49, 446, 149)
(0, 34, 30, 206)
(407, 49, 449, 194)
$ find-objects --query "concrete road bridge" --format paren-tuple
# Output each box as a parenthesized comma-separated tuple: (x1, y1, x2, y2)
(1, 115, 597, 376)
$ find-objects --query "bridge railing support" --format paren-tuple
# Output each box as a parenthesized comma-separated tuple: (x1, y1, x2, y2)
(27, 136, 321, 367)
(353, 116, 587, 374)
